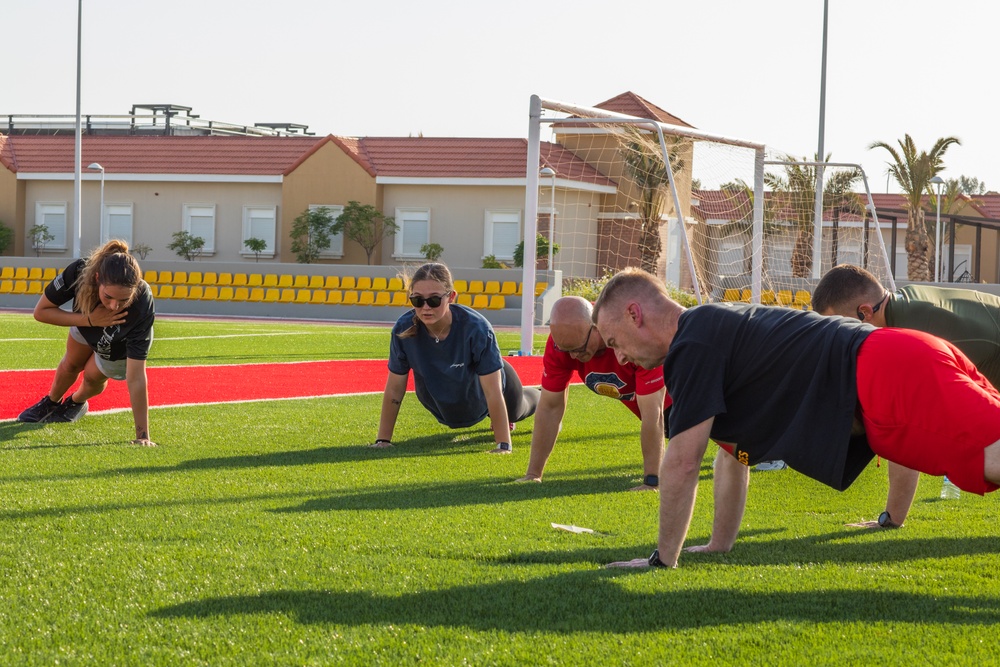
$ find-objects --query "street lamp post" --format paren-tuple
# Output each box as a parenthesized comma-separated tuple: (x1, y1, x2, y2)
(930, 175, 944, 282)
(88, 163, 105, 241)
(539, 167, 556, 270)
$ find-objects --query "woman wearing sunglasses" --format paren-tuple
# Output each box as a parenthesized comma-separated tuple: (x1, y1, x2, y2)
(17, 239, 156, 446)
(372, 262, 539, 453)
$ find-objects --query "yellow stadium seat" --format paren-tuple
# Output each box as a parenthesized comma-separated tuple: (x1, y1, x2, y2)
(42, 268, 58, 281)
(374, 291, 391, 306)
(308, 275, 325, 289)
(371, 276, 388, 291)
(148, 284, 159, 298)
(172, 271, 187, 284)
(265, 289, 281, 302)
(387, 277, 404, 292)
(500, 281, 517, 296)
(174, 285, 189, 299)
(793, 290, 812, 310)
(534, 282, 548, 297)
(356, 276, 372, 291)
(276, 274, 292, 288)
(293, 275, 308, 288)
(487, 295, 505, 310)
(187, 271, 202, 284)
(247, 274, 263, 287)
(325, 276, 341, 290)
(217, 287, 234, 301)
(157, 271, 172, 284)
(143, 270, 158, 283)
(0, 267, 14, 280)
(11, 280, 27, 294)
(777, 290, 793, 306)
(342, 290, 359, 305)
(295, 289, 311, 304)
(454, 279, 468, 293)
(202, 286, 219, 301)
(279, 288, 295, 303)
(188, 286, 204, 300)
(248, 288, 265, 302)
(484, 280, 501, 295)
(158, 285, 175, 299)
(310, 290, 327, 304)
(26, 281, 42, 294)
(0, 279, 14, 293)
(341, 276, 357, 290)
(741, 289, 752, 302)
(232, 274, 248, 287)
(263, 274, 279, 288)
(27, 267, 43, 280)
(232, 287, 249, 302)
(327, 290, 343, 305)
(217, 273, 233, 286)
(391, 291, 408, 307)
(358, 290, 375, 306)
(761, 290, 777, 305)
(468, 280, 485, 294)
(13, 267, 28, 280)
(472, 294, 489, 309)
(723, 288, 741, 302)
(457, 293, 473, 307)
(202, 272, 217, 285)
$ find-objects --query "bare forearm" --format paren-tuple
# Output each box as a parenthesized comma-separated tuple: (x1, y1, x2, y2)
(885, 461, 920, 525)
(126, 373, 150, 439)
(707, 449, 749, 550)
(377, 392, 404, 441)
(524, 408, 563, 478)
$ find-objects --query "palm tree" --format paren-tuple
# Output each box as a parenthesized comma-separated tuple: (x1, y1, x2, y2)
(764, 155, 863, 278)
(869, 134, 960, 281)
(618, 127, 685, 273)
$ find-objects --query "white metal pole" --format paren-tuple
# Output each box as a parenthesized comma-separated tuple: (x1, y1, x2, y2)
(520, 95, 542, 355)
(752, 148, 765, 301)
(812, 0, 829, 279)
(99, 170, 105, 238)
(73, 0, 83, 258)
(548, 173, 555, 270)
(935, 187, 943, 282)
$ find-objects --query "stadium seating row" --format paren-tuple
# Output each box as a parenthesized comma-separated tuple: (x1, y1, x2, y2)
(0, 267, 58, 282)
(149, 284, 508, 309)
(722, 288, 812, 309)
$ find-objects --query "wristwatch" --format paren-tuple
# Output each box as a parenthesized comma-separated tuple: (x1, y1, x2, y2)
(643, 474, 659, 487)
(648, 548, 670, 567)
(877, 510, 899, 529)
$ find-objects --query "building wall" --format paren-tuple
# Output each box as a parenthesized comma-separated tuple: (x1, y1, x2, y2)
(0, 168, 23, 255)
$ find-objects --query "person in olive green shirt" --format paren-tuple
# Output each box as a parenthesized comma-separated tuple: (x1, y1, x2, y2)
(813, 263, 1000, 528)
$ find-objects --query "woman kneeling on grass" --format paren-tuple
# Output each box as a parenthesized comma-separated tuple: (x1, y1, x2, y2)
(17, 239, 157, 446)
(372, 262, 539, 453)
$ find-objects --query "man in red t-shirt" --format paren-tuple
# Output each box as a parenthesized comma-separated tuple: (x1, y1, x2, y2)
(516, 296, 670, 491)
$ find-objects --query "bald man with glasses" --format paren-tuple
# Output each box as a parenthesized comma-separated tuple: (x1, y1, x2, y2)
(515, 296, 670, 490)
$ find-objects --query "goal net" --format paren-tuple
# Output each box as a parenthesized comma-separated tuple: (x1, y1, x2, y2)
(519, 95, 895, 351)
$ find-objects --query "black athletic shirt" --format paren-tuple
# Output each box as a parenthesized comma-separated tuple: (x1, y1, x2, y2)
(665, 303, 874, 490)
(44, 259, 155, 362)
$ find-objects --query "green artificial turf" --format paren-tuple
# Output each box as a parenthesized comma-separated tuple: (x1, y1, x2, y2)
(1, 312, 998, 665)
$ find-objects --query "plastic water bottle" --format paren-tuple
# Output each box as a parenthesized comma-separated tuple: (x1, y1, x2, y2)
(940, 476, 961, 500)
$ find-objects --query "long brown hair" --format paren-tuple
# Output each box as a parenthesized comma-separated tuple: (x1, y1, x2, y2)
(75, 239, 143, 316)
(397, 262, 454, 339)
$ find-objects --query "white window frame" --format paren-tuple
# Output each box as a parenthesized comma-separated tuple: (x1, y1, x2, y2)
(182, 204, 217, 255)
(310, 204, 344, 259)
(393, 207, 431, 260)
(103, 202, 134, 245)
(34, 202, 68, 251)
(242, 205, 277, 259)
(483, 209, 522, 261)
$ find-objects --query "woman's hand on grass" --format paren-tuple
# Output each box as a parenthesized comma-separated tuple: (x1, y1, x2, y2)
(131, 438, 157, 447)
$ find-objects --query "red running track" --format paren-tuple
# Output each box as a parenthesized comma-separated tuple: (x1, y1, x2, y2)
(1, 356, 547, 421)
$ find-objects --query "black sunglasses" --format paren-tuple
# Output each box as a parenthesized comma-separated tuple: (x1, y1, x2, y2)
(409, 294, 445, 309)
(857, 291, 891, 321)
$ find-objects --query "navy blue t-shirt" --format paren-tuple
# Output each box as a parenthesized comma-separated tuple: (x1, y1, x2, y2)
(388, 304, 504, 428)
(665, 303, 874, 491)
(45, 259, 155, 362)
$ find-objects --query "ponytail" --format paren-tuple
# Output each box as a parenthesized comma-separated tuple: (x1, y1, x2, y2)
(75, 239, 143, 316)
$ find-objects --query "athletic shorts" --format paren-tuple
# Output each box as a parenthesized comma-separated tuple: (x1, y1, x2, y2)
(856, 328, 1000, 495)
(70, 326, 127, 381)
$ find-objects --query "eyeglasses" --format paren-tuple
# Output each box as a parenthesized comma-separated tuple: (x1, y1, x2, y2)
(556, 325, 595, 355)
(409, 294, 445, 309)
(858, 292, 891, 321)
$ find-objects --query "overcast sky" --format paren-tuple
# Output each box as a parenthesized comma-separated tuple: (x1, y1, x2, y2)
(6, 1, 995, 193)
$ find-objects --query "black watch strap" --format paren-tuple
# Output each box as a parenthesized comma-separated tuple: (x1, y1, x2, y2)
(643, 474, 659, 487)
(877, 511, 899, 529)
(648, 548, 669, 568)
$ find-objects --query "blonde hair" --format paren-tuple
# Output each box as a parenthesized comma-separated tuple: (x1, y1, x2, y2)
(397, 262, 455, 339)
(75, 239, 143, 316)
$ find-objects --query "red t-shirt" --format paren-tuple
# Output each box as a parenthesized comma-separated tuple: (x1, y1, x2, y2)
(540, 335, 671, 418)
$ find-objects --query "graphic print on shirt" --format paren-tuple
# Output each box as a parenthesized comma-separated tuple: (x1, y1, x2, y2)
(584, 371, 634, 402)
(96, 324, 121, 359)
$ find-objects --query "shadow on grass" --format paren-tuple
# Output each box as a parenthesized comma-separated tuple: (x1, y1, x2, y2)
(0, 423, 108, 450)
(149, 569, 1000, 631)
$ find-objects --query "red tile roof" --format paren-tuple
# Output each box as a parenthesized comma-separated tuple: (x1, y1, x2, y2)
(595, 91, 694, 129)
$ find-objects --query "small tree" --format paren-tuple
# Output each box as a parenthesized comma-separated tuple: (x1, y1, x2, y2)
(132, 243, 153, 260)
(482, 255, 509, 269)
(421, 242, 444, 262)
(0, 221, 13, 255)
(244, 237, 268, 263)
(513, 234, 559, 268)
(167, 231, 205, 261)
(290, 206, 335, 264)
(29, 224, 55, 257)
(331, 201, 399, 265)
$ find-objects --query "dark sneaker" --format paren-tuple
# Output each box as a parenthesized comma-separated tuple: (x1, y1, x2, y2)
(17, 396, 61, 423)
(47, 396, 89, 423)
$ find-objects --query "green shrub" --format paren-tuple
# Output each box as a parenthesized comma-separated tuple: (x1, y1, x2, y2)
(562, 268, 698, 307)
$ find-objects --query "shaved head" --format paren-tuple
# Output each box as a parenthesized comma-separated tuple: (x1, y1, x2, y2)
(549, 296, 602, 361)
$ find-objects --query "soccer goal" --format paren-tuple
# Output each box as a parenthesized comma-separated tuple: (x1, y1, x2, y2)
(519, 95, 895, 353)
